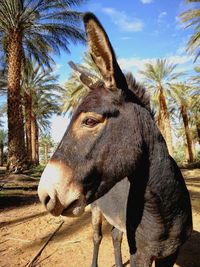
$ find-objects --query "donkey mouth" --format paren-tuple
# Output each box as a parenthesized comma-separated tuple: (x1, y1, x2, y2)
(61, 199, 85, 217)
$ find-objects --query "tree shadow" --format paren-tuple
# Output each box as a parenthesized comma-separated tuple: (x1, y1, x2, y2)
(0, 173, 39, 184)
(0, 209, 47, 228)
(0, 193, 39, 209)
(17, 176, 39, 182)
(176, 230, 200, 267)
(25, 210, 92, 249)
(0, 167, 6, 176)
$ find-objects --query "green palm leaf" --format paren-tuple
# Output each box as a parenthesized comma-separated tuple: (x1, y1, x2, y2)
(180, 1, 200, 61)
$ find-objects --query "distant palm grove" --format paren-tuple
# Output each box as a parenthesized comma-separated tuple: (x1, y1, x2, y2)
(0, 0, 200, 173)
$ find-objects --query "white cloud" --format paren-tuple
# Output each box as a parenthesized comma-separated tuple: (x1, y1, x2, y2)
(102, 7, 144, 32)
(53, 63, 63, 74)
(118, 57, 153, 71)
(176, 35, 192, 55)
(167, 55, 193, 65)
(157, 11, 167, 23)
(176, 46, 187, 55)
(119, 55, 192, 70)
(118, 54, 193, 80)
(159, 11, 167, 18)
(140, 0, 153, 4)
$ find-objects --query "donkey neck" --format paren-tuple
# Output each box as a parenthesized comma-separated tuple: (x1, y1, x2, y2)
(135, 106, 171, 184)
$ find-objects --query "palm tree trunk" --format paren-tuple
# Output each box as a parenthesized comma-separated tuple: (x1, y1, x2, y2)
(7, 30, 27, 172)
(192, 140, 196, 160)
(24, 92, 32, 164)
(159, 87, 173, 156)
(184, 141, 189, 162)
(0, 143, 3, 166)
(31, 114, 39, 165)
(181, 105, 194, 163)
(156, 107, 166, 140)
(44, 143, 49, 165)
(195, 114, 200, 144)
(35, 120, 39, 165)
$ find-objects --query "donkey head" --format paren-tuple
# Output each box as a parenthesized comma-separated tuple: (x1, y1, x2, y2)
(38, 13, 147, 217)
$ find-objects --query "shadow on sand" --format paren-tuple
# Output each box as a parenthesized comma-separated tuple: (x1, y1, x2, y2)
(0, 209, 47, 228)
(0, 193, 39, 209)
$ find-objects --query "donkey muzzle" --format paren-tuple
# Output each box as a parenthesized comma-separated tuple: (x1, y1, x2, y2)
(38, 160, 86, 217)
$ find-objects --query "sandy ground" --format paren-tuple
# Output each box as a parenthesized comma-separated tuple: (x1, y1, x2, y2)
(0, 168, 200, 267)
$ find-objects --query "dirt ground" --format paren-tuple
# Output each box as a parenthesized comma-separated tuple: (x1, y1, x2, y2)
(0, 168, 200, 267)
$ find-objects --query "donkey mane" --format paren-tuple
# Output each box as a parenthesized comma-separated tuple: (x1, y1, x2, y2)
(70, 60, 151, 115)
(125, 72, 151, 114)
(82, 72, 152, 116)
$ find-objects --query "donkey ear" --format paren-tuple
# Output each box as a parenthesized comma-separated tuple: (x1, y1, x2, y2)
(80, 73, 94, 90)
(83, 13, 128, 91)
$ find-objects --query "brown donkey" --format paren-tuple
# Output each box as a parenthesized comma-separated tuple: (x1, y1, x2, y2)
(38, 13, 192, 267)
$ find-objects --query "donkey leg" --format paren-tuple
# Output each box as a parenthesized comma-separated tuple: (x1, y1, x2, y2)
(111, 227, 123, 267)
(155, 251, 178, 267)
(90, 203, 103, 267)
(130, 253, 152, 267)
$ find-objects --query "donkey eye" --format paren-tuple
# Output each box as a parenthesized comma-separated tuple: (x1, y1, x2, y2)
(83, 118, 99, 127)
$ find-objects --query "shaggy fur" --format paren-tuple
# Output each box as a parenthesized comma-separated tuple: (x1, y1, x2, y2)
(125, 72, 151, 114)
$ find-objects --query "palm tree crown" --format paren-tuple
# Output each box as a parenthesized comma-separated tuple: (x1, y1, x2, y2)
(22, 62, 63, 130)
(180, 0, 200, 62)
(140, 59, 182, 91)
(0, 0, 86, 66)
(22, 61, 63, 165)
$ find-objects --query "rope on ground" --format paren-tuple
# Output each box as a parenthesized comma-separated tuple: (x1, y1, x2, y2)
(26, 219, 64, 267)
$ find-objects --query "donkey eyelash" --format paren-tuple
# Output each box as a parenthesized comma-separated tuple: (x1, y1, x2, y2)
(82, 117, 100, 127)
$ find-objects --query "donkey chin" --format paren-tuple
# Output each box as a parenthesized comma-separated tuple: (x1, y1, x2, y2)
(38, 161, 87, 217)
(60, 196, 86, 217)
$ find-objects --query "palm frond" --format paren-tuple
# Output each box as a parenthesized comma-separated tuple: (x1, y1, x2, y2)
(179, 2, 200, 61)
(0, 0, 86, 67)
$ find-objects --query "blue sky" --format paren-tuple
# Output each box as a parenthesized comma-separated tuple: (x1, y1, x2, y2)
(51, 0, 198, 142)
(53, 0, 197, 84)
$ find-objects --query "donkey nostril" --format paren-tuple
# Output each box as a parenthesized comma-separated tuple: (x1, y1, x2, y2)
(44, 195, 51, 207)
(43, 194, 57, 214)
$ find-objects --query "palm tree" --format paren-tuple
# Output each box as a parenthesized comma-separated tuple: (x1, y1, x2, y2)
(139, 59, 183, 156)
(0, 69, 7, 92)
(0, 0, 85, 172)
(31, 84, 63, 165)
(180, 0, 200, 62)
(39, 134, 54, 165)
(0, 118, 3, 128)
(170, 83, 196, 162)
(189, 67, 200, 144)
(0, 129, 7, 166)
(190, 90, 200, 145)
(0, 104, 6, 128)
(21, 61, 63, 165)
(190, 66, 200, 83)
(194, 108, 200, 145)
